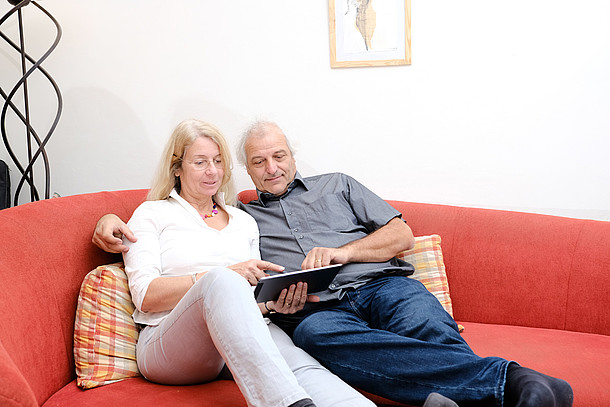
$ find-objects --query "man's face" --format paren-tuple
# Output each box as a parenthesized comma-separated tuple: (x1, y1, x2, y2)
(244, 125, 297, 196)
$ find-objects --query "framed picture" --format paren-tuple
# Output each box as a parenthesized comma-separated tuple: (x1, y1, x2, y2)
(329, 0, 411, 68)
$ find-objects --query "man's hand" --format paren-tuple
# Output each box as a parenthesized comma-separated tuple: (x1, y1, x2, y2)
(301, 246, 350, 270)
(301, 217, 415, 269)
(92, 214, 136, 253)
(228, 260, 284, 286)
(271, 282, 320, 314)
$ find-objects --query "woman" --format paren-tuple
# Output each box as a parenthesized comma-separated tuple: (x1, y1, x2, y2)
(123, 119, 373, 407)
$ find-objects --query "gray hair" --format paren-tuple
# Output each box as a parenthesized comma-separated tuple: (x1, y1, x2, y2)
(236, 120, 296, 168)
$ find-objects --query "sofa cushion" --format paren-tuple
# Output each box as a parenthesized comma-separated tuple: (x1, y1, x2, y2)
(43, 378, 247, 407)
(460, 321, 610, 407)
(73, 263, 140, 389)
(397, 235, 454, 317)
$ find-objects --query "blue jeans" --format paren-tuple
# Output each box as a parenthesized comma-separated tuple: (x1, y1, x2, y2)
(292, 276, 509, 406)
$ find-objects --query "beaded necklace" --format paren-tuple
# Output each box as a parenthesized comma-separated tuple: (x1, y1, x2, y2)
(201, 199, 218, 219)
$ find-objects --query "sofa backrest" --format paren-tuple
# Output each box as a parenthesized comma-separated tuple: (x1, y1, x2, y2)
(0, 189, 147, 405)
(387, 200, 610, 337)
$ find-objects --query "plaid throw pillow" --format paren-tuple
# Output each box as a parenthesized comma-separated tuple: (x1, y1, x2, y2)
(397, 235, 454, 317)
(74, 263, 140, 389)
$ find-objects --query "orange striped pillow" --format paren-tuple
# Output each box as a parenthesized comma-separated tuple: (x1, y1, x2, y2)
(397, 235, 454, 317)
(73, 263, 140, 389)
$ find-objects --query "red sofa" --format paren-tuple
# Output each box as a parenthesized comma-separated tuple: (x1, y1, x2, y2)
(1, 189, 608, 406)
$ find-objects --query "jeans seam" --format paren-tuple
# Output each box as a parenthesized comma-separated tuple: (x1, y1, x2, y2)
(346, 290, 367, 321)
(330, 357, 497, 394)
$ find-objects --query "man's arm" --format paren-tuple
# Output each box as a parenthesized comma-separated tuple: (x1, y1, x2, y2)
(301, 217, 414, 269)
(92, 214, 137, 253)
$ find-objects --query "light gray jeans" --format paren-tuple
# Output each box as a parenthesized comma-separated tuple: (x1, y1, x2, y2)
(136, 267, 373, 407)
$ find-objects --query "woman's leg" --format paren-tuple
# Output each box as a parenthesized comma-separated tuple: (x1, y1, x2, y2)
(137, 267, 309, 407)
(268, 322, 375, 407)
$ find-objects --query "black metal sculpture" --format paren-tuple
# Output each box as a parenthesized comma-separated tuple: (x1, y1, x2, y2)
(0, 0, 62, 206)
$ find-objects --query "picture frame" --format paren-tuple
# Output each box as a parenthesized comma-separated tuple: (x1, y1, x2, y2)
(329, 0, 411, 68)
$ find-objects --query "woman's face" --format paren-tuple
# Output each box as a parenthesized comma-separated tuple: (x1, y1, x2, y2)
(175, 136, 224, 203)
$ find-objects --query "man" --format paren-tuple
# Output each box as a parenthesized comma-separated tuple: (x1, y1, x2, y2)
(94, 121, 573, 407)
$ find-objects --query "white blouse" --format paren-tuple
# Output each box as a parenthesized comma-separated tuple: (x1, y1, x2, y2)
(123, 189, 260, 326)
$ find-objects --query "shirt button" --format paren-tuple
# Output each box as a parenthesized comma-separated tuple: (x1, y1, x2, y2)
(298, 235, 304, 239)
(330, 284, 336, 289)
(293, 228, 299, 232)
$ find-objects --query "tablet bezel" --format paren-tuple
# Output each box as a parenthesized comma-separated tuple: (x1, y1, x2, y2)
(253, 264, 343, 303)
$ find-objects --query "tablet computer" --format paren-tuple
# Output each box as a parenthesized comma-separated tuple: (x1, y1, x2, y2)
(253, 264, 342, 303)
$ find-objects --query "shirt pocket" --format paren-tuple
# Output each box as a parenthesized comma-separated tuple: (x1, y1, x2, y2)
(303, 193, 353, 231)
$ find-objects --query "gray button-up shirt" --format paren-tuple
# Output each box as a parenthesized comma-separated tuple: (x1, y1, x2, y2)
(239, 172, 414, 303)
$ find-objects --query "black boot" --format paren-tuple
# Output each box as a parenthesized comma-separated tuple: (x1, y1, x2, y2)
(505, 363, 573, 407)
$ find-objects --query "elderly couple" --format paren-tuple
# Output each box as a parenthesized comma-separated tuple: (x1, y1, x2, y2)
(92, 119, 573, 407)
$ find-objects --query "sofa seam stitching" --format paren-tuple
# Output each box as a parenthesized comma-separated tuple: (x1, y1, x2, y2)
(562, 219, 586, 331)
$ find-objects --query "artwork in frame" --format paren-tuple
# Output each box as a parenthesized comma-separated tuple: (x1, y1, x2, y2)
(329, 0, 411, 68)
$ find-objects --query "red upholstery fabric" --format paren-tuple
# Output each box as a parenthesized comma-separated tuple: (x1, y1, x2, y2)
(0, 341, 37, 407)
(237, 189, 258, 203)
(460, 322, 610, 407)
(0, 190, 148, 405)
(43, 378, 247, 407)
(564, 220, 610, 334)
(387, 200, 610, 336)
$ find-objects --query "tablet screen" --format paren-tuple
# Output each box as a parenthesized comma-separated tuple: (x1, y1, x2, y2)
(253, 264, 342, 303)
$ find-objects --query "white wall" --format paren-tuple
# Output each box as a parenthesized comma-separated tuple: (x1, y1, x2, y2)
(2, 0, 609, 220)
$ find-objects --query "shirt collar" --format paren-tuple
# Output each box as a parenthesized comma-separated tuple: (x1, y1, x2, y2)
(256, 172, 308, 206)
(169, 188, 226, 210)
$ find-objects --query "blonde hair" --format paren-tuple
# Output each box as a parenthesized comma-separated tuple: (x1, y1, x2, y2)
(147, 119, 236, 205)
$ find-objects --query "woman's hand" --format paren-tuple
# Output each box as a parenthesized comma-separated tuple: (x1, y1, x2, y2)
(228, 259, 284, 286)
